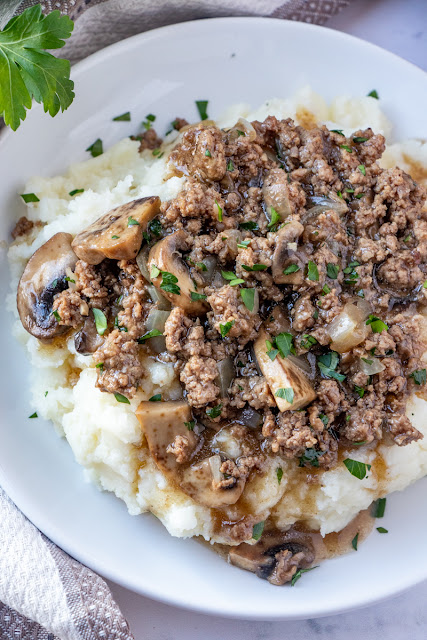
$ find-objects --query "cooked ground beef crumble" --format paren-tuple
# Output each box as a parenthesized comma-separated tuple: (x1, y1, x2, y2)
(16, 113, 427, 585)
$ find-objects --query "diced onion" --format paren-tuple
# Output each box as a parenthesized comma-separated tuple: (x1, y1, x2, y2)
(145, 309, 170, 353)
(209, 454, 222, 485)
(306, 193, 348, 215)
(360, 357, 385, 375)
(216, 357, 235, 396)
(229, 118, 257, 142)
(222, 229, 242, 256)
(240, 406, 262, 429)
(327, 303, 368, 353)
(200, 256, 218, 284)
(287, 242, 297, 252)
(147, 285, 171, 310)
(251, 288, 260, 316)
(136, 245, 151, 282)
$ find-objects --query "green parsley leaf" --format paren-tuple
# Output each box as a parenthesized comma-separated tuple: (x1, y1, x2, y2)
(92, 308, 107, 336)
(220, 320, 235, 337)
(113, 111, 131, 121)
(0, 6, 74, 131)
(206, 403, 223, 419)
(340, 144, 353, 153)
(345, 188, 355, 194)
(148, 219, 162, 237)
(240, 288, 256, 312)
(351, 533, 359, 550)
(44, 391, 48, 397)
(355, 193, 365, 199)
(195, 100, 208, 120)
(159, 270, 180, 296)
(252, 521, 265, 541)
(366, 315, 388, 333)
(29, 412, 38, 419)
(149, 394, 162, 402)
(266, 340, 279, 361)
(353, 136, 369, 143)
(321, 284, 331, 295)
(190, 291, 207, 301)
(337, 190, 343, 199)
(137, 329, 163, 343)
(300, 334, 317, 350)
(236, 130, 245, 137)
(275, 332, 296, 358)
(196, 262, 207, 271)
(361, 357, 373, 365)
(152, 148, 164, 158)
(86, 138, 103, 157)
(69, 189, 84, 196)
(330, 129, 344, 136)
(20, 193, 39, 203)
(307, 261, 319, 282)
(221, 270, 238, 281)
(114, 392, 130, 404)
(409, 369, 427, 385)
(205, 149, 212, 157)
(317, 351, 346, 382)
(367, 89, 379, 99)
(241, 264, 268, 272)
(423, 280, 427, 289)
(128, 216, 140, 227)
(185, 420, 195, 431)
(283, 264, 300, 275)
(319, 413, 329, 427)
(95, 362, 104, 372)
(142, 113, 156, 130)
(376, 527, 388, 534)
(358, 164, 366, 176)
(239, 221, 259, 231)
(150, 265, 160, 279)
(51, 310, 61, 322)
(275, 387, 294, 404)
(276, 467, 283, 484)
(343, 458, 371, 480)
(227, 159, 234, 171)
(354, 385, 365, 398)
(372, 498, 387, 518)
(215, 199, 223, 222)
(299, 448, 325, 468)
(291, 566, 319, 586)
(237, 240, 251, 249)
(267, 207, 280, 230)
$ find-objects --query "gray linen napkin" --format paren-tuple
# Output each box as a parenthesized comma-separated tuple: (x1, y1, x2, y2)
(0, 1, 351, 638)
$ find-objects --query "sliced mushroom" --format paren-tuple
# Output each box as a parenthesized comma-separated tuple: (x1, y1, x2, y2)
(147, 230, 208, 315)
(229, 528, 315, 585)
(71, 196, 160, 265)
(180, 456, 245, 508)
(136, 400, 198, 475)
(17, 232, 78, 340)
(74, 316, 104, 354)
(254, 328, 316, 411)
(272, 221, 305, 284)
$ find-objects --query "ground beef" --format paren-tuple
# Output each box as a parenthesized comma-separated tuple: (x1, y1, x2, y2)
(229, 376, 275, 410)
(169, 124, 227, 182)
(52, 290, 88, 328)
(172, 117, 189, 131)
(93, 330, 144, 398)
(11, 216, 34, 239)
(137, 128, 163, 152)
(207, 285, 261, 346)
(180, 355, 219, 408)
(166, 435, 193, 464)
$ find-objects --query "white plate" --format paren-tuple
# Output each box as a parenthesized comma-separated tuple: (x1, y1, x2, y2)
(1, 17, 427, 621)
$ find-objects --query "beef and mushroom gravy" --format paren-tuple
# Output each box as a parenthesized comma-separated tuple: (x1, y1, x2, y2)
(11, 94, 427, 586)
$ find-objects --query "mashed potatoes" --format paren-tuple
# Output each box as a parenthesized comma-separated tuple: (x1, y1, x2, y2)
(7, 87, 427, 543)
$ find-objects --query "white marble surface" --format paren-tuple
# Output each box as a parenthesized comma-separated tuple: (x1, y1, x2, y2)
(106, 1, 427, 637)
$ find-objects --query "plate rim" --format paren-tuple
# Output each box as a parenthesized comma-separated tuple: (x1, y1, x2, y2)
(1, 15, 427, 620)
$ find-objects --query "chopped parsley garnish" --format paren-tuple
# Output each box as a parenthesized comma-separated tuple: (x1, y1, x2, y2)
(221, 270, 244, 286)
(377, 527, 388, 534)
(142, 113, 156, 130)
(21, 193, 39, 203)
(423, 280, 427, 289)
(275, 332, 296, 359)
(353, 136, 369, 143)
(409, 369, 427, 385)
(29, 412, 38, 419)
(283, 264, 300, 275)
(92, 308, 107, 336)
(148, 219, 162, 237)
(196, 262, 207, 271)
(220, 320, 235, 337)
(319, 414, 329, 427)
(137, 329, 163, 342)
(227, 159, 234, 171)
(152, 268, 181, 296)
(69, 189, 84, 196)
(276, 467, 283, 484)
(345, 188, 355, 194)
(252, 521, 265, 541)
(267, 207, 280, 230)
(190, 291, 207, 301)
(300, 334, 317, 350)
(195, 100, 209, 120)
(313, 310, 319, 320)
(241, 264, 268, 272)
(361, 357, 373, 365)
(86, 138, 103, 157)
(355, 193, 365, 199)
(299, 448, 324, 468)
(340, 144, 353, 153)
(358, 164, 366, 176)
(367, 89, 379, 99)
(149, 394, 162, 402)
(240, 288, 256, 312)
(239, 221, 259, 231)
(44, 391, 48, 397)
(321, 284, 331, 295)
(236, 129, 245, 137)
(205, 149, 212, 157)
(372, 498, 386, 518)
(95, 363, 104, 372)
(275, 387, 294, 404)
(127, 216, 140, 227)
(351, 533, 359, 551)
(152, 148, 164, 158)
(317, 269, 334, 296)
(52, 310, 61, 322)
(266, 340, 279, 361)
(366, 315, 388, 333)
(317, 351, 346, 382)
(215, 199, 223, 222)
(330, 129, 344, 136)
(307, 261, 319, 282)
(237, 240, 251, 249)
(291, 566, 318, 586)
(343, 458, 371, 480)
(113, 111, 131, 121)
(114, 392, 130, 404)
(185, 420, 195, 431)
(51, 279, 58, 289)
(206, 403, 223, 419)
(354, 385, 365, 399)
(337, 190, 343, 199)
(111, 235, 119, 240)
